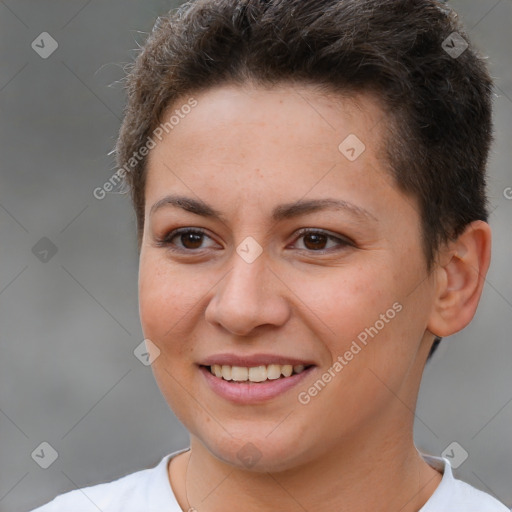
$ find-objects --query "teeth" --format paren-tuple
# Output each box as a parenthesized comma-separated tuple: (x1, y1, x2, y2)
(266, 364, 281, 380)
(248, 365, 267, 382)
(281, 364, 293, 377)
(221, 365, 232, 381)
(208, 363, 308, 382)
(231, 366, 248, 381)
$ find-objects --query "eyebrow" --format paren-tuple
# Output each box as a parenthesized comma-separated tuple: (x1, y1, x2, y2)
(149, 194, 376, 223)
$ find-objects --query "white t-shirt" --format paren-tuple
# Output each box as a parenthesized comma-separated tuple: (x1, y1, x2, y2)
(30, 448, 509, 512)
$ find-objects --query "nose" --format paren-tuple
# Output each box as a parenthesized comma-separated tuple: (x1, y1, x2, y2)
(204, 249, 291, 336)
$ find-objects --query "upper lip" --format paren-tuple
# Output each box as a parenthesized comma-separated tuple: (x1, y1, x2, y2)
(200, 353, 315, 367)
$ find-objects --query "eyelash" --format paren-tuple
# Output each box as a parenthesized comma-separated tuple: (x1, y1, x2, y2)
(156, 227, 353, 254)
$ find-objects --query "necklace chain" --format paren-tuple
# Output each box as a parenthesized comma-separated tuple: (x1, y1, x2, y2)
(184, 448, 194, 511)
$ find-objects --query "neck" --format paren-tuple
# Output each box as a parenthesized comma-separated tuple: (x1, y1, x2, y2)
(173, 418, 441, 512)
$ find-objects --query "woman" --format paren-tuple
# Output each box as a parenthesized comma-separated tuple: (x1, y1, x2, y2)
(32, 0, 508, 510)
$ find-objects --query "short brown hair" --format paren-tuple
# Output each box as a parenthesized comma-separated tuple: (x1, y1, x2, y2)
(116, 0, 494, 273)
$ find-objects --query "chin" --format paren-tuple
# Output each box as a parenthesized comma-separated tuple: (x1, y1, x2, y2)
(198, 427, 314, 473)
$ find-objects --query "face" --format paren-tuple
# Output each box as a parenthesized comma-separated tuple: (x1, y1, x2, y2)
(139, 83, 437, 472)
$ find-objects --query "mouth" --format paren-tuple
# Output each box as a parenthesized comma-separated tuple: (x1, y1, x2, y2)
(202, 363, 313, 382)
(198, 363, 316, 403)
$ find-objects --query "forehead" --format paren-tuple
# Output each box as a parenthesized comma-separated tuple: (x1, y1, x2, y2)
(143, 83, 415, 226)
(155, 83, 387, 151)
(146, 83, 390, 181)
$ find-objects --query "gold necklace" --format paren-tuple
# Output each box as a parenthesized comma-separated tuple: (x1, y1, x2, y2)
(184, 448, 194, 511)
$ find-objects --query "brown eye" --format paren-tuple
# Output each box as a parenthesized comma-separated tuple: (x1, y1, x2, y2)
(176, 231, 204, 249)
(159, 228, 217, 252)
(302, 232, 329, 250)
(292, 229, 352, 252)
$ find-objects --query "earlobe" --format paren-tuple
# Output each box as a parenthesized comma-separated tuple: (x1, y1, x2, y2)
(427, 221, 492, 338)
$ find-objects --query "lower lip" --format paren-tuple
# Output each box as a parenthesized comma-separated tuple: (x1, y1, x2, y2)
(199, 365, 315, 404)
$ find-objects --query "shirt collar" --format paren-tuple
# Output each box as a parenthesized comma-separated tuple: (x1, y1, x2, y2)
(151, 448, 453, 511)
(418, 452, 455, 511)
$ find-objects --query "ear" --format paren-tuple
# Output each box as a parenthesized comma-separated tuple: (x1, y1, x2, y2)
(427, 220, 492, 338)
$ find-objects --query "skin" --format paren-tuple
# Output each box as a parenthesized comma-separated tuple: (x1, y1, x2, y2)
(138, 82, 491, 512)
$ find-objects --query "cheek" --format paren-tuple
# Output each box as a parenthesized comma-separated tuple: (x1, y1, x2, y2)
(138, 255, 203, 416)
(138, 254, 201, 349)
(138, 259, 169, 337)
(289, 262, 388, 347)
(291, 258, 421, 380)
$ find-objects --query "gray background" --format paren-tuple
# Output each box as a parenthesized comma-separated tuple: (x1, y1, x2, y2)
(0, 1, 510, 511)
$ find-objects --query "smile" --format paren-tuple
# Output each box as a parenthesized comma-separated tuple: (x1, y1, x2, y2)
(207, 363, 309, 382)
(199, 363, 316, 403)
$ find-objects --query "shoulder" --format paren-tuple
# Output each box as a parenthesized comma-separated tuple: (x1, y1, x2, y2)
(29, 450, 185, 512)
(421, 454, 509, 512)
(29, 464, 161, 512)
(447, 478, 510, 511)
